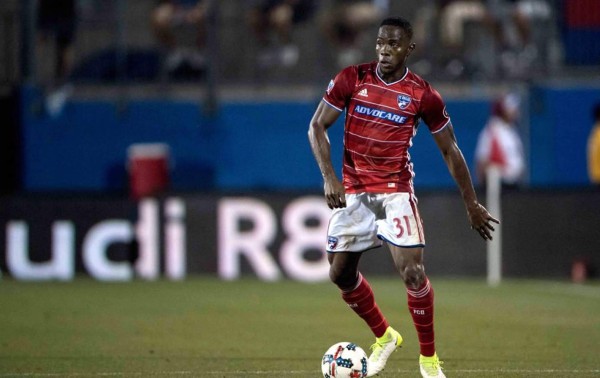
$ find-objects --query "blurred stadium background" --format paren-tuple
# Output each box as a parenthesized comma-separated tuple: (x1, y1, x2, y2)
(1, 0, 599, 282)
(1, 1, 600, 376)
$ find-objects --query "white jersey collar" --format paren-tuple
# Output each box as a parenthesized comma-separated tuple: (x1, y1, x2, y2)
(375, 65, 408, 86)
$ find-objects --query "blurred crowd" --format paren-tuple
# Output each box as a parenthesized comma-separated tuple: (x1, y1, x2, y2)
(26, 0, 563, 88)
(413, 0, 554, 80)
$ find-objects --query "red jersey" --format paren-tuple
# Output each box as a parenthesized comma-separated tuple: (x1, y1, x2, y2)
(323, 61, 451, 194)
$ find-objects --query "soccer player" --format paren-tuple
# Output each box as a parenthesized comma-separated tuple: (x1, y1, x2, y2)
(308, 17, 499, 378)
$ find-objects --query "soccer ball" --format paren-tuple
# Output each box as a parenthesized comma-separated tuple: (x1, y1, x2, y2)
(321, 342, 368, 378)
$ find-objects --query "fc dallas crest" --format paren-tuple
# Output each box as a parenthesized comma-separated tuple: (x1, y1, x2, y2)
(397, 94, 411, 109)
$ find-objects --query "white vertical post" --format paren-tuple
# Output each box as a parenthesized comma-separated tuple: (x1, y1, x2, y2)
(165, 198, 187, 280)
(486, 165, 502, 286)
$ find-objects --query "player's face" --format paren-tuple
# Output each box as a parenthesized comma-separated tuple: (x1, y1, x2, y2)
(375, 25, 415, 78)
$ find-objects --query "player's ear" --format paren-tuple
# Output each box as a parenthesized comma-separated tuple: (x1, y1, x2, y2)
(408, 43, 416, 55)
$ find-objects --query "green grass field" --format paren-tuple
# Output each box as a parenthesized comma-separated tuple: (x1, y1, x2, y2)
(1, 277, 599, 377)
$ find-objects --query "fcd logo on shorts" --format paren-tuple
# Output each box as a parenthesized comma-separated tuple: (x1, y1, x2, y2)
(397, 94, 411, 109)
(327, 236, 338, 250)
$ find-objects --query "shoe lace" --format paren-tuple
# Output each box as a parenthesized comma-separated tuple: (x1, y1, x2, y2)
(369, 341, 384, 358)
(422, 358, 444, 374)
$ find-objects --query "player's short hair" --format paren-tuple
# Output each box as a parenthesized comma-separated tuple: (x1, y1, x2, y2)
(379, 17, 413, 40)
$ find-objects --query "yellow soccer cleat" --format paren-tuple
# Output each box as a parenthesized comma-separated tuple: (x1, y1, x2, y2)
(366, 326, 403, 376)
(419, 353, 446, 378)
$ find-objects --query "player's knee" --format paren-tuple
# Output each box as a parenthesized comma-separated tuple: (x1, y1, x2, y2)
(329, 266, 358, 290)
(401, 264, 426, 289)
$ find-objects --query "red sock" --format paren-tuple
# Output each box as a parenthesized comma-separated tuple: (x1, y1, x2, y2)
(341, 273, 389, 338)
(406, 277, 435, 357)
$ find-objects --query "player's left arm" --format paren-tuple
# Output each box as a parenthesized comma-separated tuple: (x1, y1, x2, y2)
(432, 125, 499, 241)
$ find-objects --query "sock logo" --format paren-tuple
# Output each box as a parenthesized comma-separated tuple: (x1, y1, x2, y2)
(413, 309, 425, 315)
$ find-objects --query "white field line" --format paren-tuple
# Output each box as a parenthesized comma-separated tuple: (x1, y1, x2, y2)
(1, 369, 600, 377)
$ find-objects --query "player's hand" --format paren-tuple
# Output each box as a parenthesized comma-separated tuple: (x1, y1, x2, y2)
(324, 178, 346, 209)
(467, 202, 500, 241)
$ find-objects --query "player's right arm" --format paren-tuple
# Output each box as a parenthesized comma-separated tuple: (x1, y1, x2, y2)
(308, 101, 346, 209)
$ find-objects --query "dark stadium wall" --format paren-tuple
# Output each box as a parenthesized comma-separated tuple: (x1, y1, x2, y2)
(0, 86, 20, 194)
(1, 190, 599, 281)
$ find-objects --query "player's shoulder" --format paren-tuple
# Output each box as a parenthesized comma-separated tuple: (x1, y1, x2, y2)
(338, 61, 377, 80)
(404, 69, 434, 91)
(405, 69, 446, 105)
(356, 61, 378, 78)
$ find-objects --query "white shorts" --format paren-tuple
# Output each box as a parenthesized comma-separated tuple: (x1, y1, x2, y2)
(326, 192, 425, 252)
